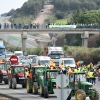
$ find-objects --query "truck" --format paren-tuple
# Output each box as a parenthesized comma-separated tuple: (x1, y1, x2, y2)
(43, 47, 64, 66)
(0, 40, 5, 59)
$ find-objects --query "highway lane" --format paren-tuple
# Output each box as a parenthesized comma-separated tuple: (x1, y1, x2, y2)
(0, 80, 100, 100)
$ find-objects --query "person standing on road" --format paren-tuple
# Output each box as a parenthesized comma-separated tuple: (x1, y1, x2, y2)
(97, 68, 100, 81)
(0, 23, 1, 29)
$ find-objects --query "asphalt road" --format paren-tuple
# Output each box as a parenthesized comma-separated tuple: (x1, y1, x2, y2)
(0, 79, 100, 100)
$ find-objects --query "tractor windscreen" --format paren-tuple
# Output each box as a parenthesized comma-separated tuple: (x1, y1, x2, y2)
(0, 64, 7, 70)
(75, 74, 86, 82)
(47, 72, 58, 78)
(14, 66, 24, 74)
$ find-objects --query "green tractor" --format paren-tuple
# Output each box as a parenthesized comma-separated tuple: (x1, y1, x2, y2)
(26, 66, 47, 94)
(38, 68, 60, 98)
(67, 72, 99, 100)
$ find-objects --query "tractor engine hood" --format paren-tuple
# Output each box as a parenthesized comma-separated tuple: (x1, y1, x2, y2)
(17, 72, 24, 77)
(0, 70, 7, 74)
(81, 82, 92, 85)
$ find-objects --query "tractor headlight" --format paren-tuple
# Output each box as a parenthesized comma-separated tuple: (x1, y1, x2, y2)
(89, 85, 93, 89)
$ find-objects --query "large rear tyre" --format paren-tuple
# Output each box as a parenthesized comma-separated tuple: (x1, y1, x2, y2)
(44, 86, 49, 98)
(32, 82, 38, 94)
(75, 89, 86, 100)
(89, 89, 99, 100)
(26, 79, 32, 93)
(40, 84, 44, 97)
(12, 78, 17, 89)
(8, 79, 12, 89)
(22, 83, 26, 88)
(4, 80, 8, 84)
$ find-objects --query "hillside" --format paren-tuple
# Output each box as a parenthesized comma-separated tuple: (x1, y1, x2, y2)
(5, 0, 100, 24)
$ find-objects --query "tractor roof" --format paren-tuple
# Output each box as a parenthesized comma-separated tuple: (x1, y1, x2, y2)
(33, 66, 49, 68)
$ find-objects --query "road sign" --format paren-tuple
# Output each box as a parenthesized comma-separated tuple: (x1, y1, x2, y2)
(10, 55, 18, 64)
(53, 89, 72, 100)
(53, 74, 72, 100)
(56, 74, 69, 88)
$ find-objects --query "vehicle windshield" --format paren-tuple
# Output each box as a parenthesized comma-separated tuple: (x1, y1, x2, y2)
(49, 54, 64, 59)
(15, 53, 23, 56)
(64, 60, 75, 64)
(0, 64, 7, 70)
(75, 74, 86, 82)
(36, 68, 44, 76)
(39, 60, 50, 65)
(28, 56, 37, 59)
(47, 72, 58, 78)
(6, 54, 12, 58)
(69, 74, 86, 82)
(0, 48, 5, 52)
(14, 66, 24, 73)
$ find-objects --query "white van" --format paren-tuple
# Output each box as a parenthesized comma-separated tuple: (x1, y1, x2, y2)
(59, 58, 76, 67)
(14, 51, 23, 57)
(33, 56, 51, 66)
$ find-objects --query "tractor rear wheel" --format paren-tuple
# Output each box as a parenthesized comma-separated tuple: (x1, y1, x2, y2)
(8, 79, 12, 89)
(75, 89, 86, 100)
(44, 86, 49, 98)
(26, 79, 32, 93)
(89, 89, 99, 100)
(40, 84, 44, 97)
(22, 83, 26, 88)
(12, 78, 17, 89)
(4, 80, 8, 84)
(32, 82, 38, 94)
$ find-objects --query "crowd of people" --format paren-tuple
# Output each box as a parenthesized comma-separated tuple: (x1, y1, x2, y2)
(58, 62, 100, 85)
(0, 22, 100, 29)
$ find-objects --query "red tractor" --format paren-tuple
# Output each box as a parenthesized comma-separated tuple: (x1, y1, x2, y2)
(8, 65, 27, 89)
(0, 59, 8, 84)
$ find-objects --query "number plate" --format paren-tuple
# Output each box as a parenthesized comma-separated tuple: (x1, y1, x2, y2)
(19, 77, 25, 79)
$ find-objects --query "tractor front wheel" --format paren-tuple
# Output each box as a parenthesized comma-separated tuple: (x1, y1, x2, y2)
(40, 84, 44, 97)
(32, 82, 38, 94)
(12, 78, 17, 89)
(44, 86, 49, 98)
(89, 89, 99, 100)
(75, 89, 86, 100)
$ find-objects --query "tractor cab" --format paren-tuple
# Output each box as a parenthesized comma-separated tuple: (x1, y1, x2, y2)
(68, 72, 99, 100)
(0, 59, 8, 84)
(38, 68, 60, 98)
(8, 65, 26, 89)
(69, 72, 87, 90)
(26, 66, 48, 94)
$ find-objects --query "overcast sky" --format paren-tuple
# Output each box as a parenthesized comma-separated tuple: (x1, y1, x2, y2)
(0, 0, 28, 14)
